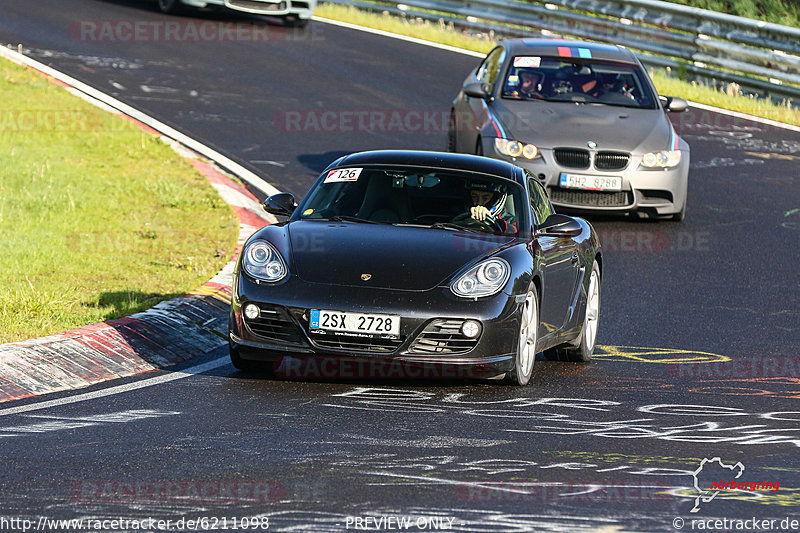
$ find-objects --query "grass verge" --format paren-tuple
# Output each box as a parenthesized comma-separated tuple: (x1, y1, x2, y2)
(0, 58, 239, 343)
(316, 3, 800, 127)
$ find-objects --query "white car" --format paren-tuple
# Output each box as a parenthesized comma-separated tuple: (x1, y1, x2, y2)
(157, 0, 316, 27)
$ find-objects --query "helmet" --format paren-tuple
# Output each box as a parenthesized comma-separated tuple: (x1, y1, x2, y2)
(467, 181, 507, 216)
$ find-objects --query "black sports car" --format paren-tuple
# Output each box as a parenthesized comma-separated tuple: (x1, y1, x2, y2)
(229, 150, 602, 385)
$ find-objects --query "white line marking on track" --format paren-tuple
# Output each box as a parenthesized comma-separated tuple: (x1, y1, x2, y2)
(0, 357, 229, 418)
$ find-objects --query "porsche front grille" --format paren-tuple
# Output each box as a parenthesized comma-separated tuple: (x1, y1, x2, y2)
(244, 305, 304, 344)
(311, 335, 403, 353)
(548, 188, 632, 207)
(409, 320, 480, 355)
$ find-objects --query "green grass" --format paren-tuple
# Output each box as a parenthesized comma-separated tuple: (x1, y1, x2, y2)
(316, 3, 800, 127)
(0, 59, 239, 343)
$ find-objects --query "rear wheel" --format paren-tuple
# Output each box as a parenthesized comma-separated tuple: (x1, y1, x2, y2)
(550, 261, 600, 362)
(505, 289, 538, 386)
(157, 0, 185, 14)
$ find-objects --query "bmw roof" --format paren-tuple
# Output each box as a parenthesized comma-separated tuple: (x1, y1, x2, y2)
(499, 38, 638, 64)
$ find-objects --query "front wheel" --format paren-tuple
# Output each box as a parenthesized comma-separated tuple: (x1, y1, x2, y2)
(505, 289, 538, 386)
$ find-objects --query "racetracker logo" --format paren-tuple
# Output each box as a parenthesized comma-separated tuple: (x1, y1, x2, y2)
(69, 480, 286, 504)
(68, 20, 315, 43)
(273, 356, 493, 380)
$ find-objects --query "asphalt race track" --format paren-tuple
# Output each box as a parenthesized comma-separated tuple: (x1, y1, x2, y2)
(1, 1, 799, 531)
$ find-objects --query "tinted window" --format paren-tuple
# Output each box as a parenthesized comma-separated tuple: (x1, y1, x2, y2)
(502, 56, 657, 109)
(527, 177, 553, 224)
(476, 47, 506, 92)
(295, 166, 528, 237)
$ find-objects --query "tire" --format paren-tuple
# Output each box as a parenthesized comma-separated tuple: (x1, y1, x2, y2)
(446, 110, 457, 152)
(505, 289, 538, 386)
(553, 261, 600, 362)
(157, 0, 185, 14)
(671, 198, 687, 221)
(229, 341, 275, 375)
(284, 15, 308, 27)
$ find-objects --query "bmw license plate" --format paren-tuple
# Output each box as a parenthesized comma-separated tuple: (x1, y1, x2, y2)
(560, 173, 622, 191)
(310, 309, 400, 338)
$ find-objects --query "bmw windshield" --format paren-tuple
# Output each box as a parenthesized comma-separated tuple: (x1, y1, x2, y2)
(502, 56, 658, 109)
(293, 166, 529, 237)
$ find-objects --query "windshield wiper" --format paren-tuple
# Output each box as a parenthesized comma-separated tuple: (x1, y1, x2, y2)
(429, 222, 484, 233)
(328, 215, 387, 224)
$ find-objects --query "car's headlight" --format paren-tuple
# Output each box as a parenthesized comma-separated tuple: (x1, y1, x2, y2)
(242, 240, 287, 282)
(641, 150, 681, 168)
(451, 258, 511, 298)
(495, 138, 539, 160)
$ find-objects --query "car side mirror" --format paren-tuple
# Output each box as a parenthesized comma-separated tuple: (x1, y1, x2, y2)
(263, 192, 297, 217)
(464, 82, 489, 99)
(537, 213, 583, 237)
(660, 95, 689, 113)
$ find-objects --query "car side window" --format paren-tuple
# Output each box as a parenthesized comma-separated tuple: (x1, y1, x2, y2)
(476, 47, 506, 92)
(527, 177, 553, 225)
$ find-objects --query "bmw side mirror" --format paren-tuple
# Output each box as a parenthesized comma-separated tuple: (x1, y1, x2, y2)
(263, 192, 297, 217)
(537, 214, 583, 237)
(660, 95, 689, 113)
(464, 82, 488, 99)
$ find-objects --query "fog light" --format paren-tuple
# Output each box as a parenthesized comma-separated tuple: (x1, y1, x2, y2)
(461, 320, 482, 338)
(244, 304, 260, 320)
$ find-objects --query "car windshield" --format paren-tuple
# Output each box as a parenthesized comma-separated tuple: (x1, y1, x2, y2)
(501, 56, 657, 109)
(294, 166, 527, 237)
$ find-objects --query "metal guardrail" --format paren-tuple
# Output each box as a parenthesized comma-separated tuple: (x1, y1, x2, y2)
(325, 0, 800, 105)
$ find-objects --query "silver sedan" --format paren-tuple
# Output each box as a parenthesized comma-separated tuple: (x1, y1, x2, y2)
(449, 39, 690, 221)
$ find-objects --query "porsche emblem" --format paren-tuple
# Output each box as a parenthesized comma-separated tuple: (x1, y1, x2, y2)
(361, 274, 372, 281)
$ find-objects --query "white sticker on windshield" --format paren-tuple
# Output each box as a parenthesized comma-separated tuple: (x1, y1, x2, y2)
(513, 56, 541, 68)
(325, 168, 363, 183)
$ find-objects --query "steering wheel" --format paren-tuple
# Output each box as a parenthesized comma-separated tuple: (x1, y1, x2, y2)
(451, 212, 504, 232)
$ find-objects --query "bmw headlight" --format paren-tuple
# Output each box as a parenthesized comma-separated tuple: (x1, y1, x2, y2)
(495, 138, 539, 160)
(242, 240, 288, 282)
(641, 150, 681, 168)
(451, 258, 511, 298)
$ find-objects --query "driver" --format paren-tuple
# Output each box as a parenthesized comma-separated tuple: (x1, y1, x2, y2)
(507, 69, 543, 99)
(467, 182, 517, 233)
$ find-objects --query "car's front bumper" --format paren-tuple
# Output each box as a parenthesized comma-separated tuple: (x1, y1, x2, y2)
(483, 140, 689, 217)
(190, 0, 316, 17)
(230, 273, 522, 380)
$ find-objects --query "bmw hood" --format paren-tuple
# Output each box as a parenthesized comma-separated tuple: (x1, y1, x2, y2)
(287, 221, 515, 291)
(491, 100, 670, 153)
